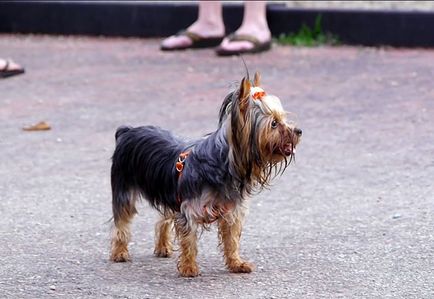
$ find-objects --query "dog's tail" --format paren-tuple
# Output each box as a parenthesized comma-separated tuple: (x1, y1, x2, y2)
(111, 172, 137, 225)
(111, 127, 137, 224)
(115, 126, 131, 142)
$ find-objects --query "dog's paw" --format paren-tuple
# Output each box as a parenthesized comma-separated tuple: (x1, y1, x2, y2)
(178, 264, 200, 277)
(110, 251, 131, 262)
(228, 261, 255, 273)
(154, 247, 173, 258)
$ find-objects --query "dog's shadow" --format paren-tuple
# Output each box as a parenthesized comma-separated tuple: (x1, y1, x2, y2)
(104, 252, 236, 280)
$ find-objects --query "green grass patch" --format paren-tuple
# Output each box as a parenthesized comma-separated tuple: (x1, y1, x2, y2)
(276, 15, 339, 47)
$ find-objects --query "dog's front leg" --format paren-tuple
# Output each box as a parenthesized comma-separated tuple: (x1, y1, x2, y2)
(218, 215, 254, 273)
(175, 213, 199, 277)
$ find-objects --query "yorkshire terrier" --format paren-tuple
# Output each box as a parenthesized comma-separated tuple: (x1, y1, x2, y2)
(110, 72, 302, 277)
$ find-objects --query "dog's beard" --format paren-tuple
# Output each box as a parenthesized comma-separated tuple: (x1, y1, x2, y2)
(224, 100, 297, 196)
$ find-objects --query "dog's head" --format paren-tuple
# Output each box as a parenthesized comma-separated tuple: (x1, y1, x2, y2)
(220, 72, 302, 191)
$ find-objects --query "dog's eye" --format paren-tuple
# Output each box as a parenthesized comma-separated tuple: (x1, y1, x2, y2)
(271, 120, 278, 129)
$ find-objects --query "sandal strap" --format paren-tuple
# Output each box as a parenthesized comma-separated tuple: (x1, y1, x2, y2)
(176, 30, 202, 42)
(227, 34, 261, 46)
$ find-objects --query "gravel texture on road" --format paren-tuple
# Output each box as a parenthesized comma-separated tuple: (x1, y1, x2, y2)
(1, 35, 433, 298)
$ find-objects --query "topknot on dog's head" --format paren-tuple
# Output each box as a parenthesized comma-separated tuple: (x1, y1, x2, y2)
(221, 72, 285, 122)
(218, 72, 266, 125)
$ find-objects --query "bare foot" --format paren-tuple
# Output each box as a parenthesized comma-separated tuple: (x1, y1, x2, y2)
(161, 19, 224, 49)
(0, 58, 24, 71)
(218, 25, 271, 52)
(0, 58, 25, 74)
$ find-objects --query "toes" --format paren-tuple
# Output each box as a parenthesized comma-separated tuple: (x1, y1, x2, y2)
(221, 40, 254, 51)
(110, 251, 130, 262)
(178, 264, 200, 277)
(161, 36, 192, 49)
(154, 247, 173, 258)
(228, 261, 255, 273)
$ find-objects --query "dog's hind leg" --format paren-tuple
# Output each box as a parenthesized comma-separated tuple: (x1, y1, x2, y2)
(154, 212, 174, 258)
(110, 184, 138, 262)
(174, 213, 199, 277)
(218, 211, 254, 273)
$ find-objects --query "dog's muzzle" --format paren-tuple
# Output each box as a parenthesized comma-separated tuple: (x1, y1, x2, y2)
(282, 127, 302, 156)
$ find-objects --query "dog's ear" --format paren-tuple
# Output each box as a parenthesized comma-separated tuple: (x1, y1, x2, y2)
(253, 72, 261, 87)
(239, 76, 251, 112)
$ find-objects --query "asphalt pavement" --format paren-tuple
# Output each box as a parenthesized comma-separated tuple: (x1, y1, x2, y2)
(0, 35, 433, 298)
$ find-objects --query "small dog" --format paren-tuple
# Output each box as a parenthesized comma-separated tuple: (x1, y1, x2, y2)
(110, 72, 302, 277)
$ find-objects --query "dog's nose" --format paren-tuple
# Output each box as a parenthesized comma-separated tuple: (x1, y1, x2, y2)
(294, 128, 302, 137)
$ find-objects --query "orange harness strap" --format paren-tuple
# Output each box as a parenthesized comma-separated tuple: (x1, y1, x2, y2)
(175, 151, 190, 204)
(176, 151, 190, 175)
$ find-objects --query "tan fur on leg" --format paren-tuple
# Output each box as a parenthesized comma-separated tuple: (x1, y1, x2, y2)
(218, 216, 254, 273)
(110, 191, 138, 262)
(110, 219, 132, 262)
(154, 214, 174, 257)
(175, 216, 199, 277)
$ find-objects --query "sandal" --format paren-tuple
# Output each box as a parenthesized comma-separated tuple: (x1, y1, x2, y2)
(215, 34, 272, 56)
(0, 59, 25, 78)
(161, 30, 224, 51)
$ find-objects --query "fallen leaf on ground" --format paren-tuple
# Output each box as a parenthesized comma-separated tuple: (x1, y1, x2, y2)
(22, 121, 51, 131)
